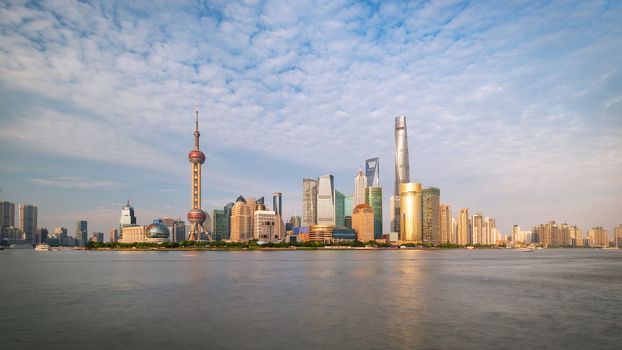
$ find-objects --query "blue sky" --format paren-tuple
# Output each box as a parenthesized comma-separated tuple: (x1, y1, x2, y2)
(0, 0, 620, 237)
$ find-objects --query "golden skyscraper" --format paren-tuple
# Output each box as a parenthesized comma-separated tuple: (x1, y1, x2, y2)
(399, 183, 422, 242)
(352, 203, 374, 242)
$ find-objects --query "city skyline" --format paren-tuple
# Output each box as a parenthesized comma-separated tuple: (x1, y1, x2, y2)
(1, 1, 621, 235)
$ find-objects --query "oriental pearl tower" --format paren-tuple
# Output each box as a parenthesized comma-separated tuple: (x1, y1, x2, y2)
(187, 101, 212, 241)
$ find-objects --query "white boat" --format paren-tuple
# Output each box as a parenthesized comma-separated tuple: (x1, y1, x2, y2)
(35, 243, 51, 251)
(9, 243, 34, 249)
(514, 247, 534, 252)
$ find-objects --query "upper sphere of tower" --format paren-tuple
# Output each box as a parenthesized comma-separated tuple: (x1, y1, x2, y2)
(188, 150, 205, 164)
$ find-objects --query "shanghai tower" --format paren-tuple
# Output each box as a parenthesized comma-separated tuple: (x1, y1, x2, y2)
(390, 115, 410, 233)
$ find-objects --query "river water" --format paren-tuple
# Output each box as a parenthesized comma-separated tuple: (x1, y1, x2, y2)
(1, 248, 620, 349)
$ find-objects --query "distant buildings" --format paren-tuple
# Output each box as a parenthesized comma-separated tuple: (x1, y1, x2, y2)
(457, 209, 470, 245)
(119, 200, 137, 239)
(19, 204, 37, 243)
(615, 225, 622, 248)
(75, 220, 88, 246)
(0, 201, 16, 243)
(440, 204, 452, 243)
(335, 190, 345, 227)
(109, 228, 118, 243)
(272, 192, 282, 217)
(588, 227, 609, 247)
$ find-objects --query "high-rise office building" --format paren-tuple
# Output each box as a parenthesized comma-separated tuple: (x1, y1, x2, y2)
(224, 202, 234, 239)
(54, 227, 68, 246)
(365, 157, 380, 188)
(471, 213, 483, 245)
(588, 227, 609, 247)
(394, 116, 410, 195)
(457, 209, 470, 245)
(335, 190, 345, 227)
(354, 169, 367, 206)
(272, 192, 282, 217)
(302, 178, 318, 226)
(119, 200, 137, 240)
(512, 225, 524, 243)
(393, 116, 411, 234)
(344, 195, 353, 218)
(75, 220, 88, 246)
(19, 204, 37, 243)
(485, 217, 497, 245)
(352, 203, 374, 242)
(186, 102, 211, 241)
(109, 228, 118, 243)
(422, 187, 440, 244)
(439, 204, 452, 244)
(212, 209, 227, 240)
(230, 196, 253, 242)
(254, 210, 277, 242)
(289, 215, 301, 228)
(389, 195, 399, 233)
(614, 225, 622, 248)
(317, 175, 336, 226)
(569, 225, 582, 247)
(451, 217, 458, 244)
(0, 200, 15, 241)
(365, 186, 383, 239)
(399, 183, 421, 242)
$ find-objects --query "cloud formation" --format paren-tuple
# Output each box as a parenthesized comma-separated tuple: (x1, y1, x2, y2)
(0, 0, 620, 234)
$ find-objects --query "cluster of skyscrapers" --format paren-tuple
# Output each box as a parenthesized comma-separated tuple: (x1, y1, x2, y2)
(510, 221, 622, 248)
(4, 110, 622, 248)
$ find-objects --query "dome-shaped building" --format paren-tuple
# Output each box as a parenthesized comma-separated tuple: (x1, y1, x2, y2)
(145, 223, 170, 243)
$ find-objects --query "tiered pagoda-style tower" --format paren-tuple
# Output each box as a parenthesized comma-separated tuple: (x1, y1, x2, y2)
(187, 102, 212, 241)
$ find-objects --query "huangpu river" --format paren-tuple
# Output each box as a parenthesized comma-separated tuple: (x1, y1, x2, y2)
(1, 248, 620, 349)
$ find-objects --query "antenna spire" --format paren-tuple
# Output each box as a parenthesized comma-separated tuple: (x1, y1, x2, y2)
(194, 98, 200, 149)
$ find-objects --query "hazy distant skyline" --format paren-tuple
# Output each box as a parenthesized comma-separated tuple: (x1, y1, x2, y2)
(0, 1, 620, 236)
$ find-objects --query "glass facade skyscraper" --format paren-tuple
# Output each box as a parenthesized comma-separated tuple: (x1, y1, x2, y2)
(365, 157, 380, 188)
(75, 220, 88, 246)
(365, 187, 383, 239)
(302, 178, 318, 226)
(212, 209, 227, 240)
(19, 204, 37, 244)
(316, 175, 335, 226)
(272, 192, 282, 217)
(335, 190, 345, 227)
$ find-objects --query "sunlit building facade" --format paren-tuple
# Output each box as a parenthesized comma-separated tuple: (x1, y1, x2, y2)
(317, 175, 336, 226)
(230, 196, 253, 242)
(19, 204, 37, 244)
(615, 225, 622, 248)
(422, 187, 440, 244)
(352, 203, 374, 242)
(588, 226, 609, 247)
(457, 208, 470, 245)
(399, 183, 421, 242)
(440, 204, 452, 244)
(354, 169, 367, 206)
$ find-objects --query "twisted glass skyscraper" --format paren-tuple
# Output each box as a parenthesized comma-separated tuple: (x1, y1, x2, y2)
(394, 116, 410, 195)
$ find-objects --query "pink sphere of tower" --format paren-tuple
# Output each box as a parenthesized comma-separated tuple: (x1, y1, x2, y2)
(187, 208, 207, 224)
(188, 150, 205, 164)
